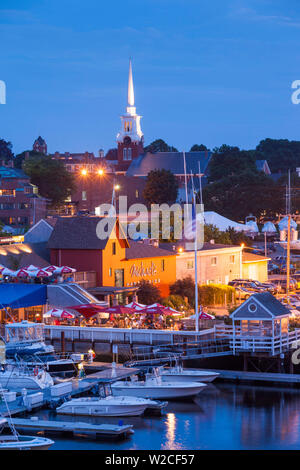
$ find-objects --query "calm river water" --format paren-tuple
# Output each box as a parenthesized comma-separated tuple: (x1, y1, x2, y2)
(32, 383, 300, 450)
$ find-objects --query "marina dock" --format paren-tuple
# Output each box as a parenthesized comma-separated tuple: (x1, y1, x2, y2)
(209, 369, 300, 385)
(0, 365, 139, 417)
(9, 417, 134, 439)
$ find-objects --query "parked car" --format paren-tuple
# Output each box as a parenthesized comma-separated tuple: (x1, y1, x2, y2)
(246, 279, 278, 294)
(234, 286, 253, 300)
(228, 280, 264, 293)
(271, 278, 297, 293)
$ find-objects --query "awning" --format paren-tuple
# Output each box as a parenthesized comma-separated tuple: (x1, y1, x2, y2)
(67, 304, 107, 319)
(0, 284, 47, 309)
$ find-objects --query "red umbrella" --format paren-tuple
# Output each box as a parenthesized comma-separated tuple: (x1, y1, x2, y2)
(106, 306, 136, 315)
(45, 265, 59, 273)
(67, 303, 108, 319)
(13, 268, 30, 278)
(199, 311, 215, 320)
(32, 269, 52, 278)
(57, 266, 76, 274)
(44, 308, 75, 319)
(136, 306, 174, 316)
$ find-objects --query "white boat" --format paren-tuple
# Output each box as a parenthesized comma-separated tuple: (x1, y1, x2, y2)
(160, 365, 219, 383)
(111, 374, 206, 400)
(0, 365, 53, 391)
(0, 418, 54, 450)
(56, 395, 164, 417)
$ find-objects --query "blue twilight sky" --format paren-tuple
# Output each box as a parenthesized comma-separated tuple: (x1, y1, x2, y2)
(1, 0, 300, 155)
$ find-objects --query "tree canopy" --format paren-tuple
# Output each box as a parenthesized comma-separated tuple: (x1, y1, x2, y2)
(144, 139, 178, 153)
(208, 145, 258, 182)
(203, 170, 281, 220)
(189, 144, 209, 152)
(0, 139, 14, 162)
(256, 138, 300, 174)
(23, 154, 76, 208)
(143, 169, 178, 206)
(136, 280, 162, 304)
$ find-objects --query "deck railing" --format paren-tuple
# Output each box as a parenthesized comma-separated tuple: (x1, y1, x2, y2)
(44, 325, 215, 346)
(215, 324, 300, 355)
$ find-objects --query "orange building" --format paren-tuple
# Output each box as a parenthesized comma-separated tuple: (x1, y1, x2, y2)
(48, 216, 176, 301)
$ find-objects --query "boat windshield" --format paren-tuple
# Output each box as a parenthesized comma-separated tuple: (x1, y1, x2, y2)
(5, 322, 45, 344)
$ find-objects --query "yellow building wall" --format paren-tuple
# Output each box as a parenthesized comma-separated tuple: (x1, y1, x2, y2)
(101, 223, 177, 297)
(242, 261, 268, 282)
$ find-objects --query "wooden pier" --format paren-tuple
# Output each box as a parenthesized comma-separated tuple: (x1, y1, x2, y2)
(207, 369, 300, 385)
(9, 417, 134, 439)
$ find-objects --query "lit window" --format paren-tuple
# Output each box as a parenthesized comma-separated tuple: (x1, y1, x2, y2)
(187, 261, 194, 269)
(82, 191, 87, 201)
(161, 259, 165, 271)
(211, 257, 217, 266)
(230, 255, 235, 264)
(135, 189, 139, 198)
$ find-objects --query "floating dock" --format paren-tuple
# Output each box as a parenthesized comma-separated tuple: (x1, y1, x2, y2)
(9, 417, 134, 440)
(0, 365, 139, 417)
(209, 369, 300, 385)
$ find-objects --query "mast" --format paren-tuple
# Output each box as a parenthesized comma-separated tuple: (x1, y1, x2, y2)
(183, 151, 188, 206)
(191, 172, 199, 333)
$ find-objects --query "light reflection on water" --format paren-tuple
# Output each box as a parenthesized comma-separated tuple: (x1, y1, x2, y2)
(31, 383, 300, 450)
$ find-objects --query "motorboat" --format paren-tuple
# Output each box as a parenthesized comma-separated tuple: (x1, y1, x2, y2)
(56, 395, 165, 417)
(159, 365, 219, 383)
(3, 321, 54, 357)
(0, 418, 54, 450)
(111, 373, 206, 400)
(0, 364, 53, 391)
(3, 321, 78, 377)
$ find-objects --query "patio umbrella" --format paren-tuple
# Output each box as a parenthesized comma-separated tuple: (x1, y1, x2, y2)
(56, 266, 76, 274)
(44, 265, 59, 273)
(1, 267, 14, 276)
(22, 264, 39, 271)
(106, 306, 136, 315)
(32, 269, 52, 278)
(67, 303, 108, 319)
(137, 306, 175, 316)
(199, 311, 215, 319)
(44, 308, 75, 319)
(12, 268, 30, 278)
(146, 303, 165, 309)
(125, 301, 146, 310)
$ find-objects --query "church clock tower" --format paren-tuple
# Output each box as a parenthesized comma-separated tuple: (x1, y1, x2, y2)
(116, 59, 144, 172)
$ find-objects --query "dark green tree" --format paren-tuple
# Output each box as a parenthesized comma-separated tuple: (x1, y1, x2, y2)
(208, 145, 258, 182)
(256, 138, 300, 173)
(23, 154, 76, 208)
(144, 139, 178, 153)
(0, 139, 14, 162)
(14, 150, 44, 169)
(136, 280, 162, 305)
(169, 277, 195, 306)
(203, 170, 281, 220)
(143, 169, 178, 206)
(189, 144, 209, 152)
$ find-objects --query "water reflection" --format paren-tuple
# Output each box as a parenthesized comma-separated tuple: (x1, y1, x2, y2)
(33, 383, 300, 450)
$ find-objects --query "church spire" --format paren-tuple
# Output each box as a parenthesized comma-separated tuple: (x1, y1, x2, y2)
(128, 58, 135, 107)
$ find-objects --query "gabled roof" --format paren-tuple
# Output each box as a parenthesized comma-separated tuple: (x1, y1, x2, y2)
(242, 252, 271, 263)
(125, 241, 176, 260)
(126, 151, 212, 177)
(47, 216, 129, 250)
(230, 292, 290, 320)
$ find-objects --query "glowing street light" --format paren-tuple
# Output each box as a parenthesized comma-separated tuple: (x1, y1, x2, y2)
(98, 168, 104, 176)
(81, 169, 87, 176)
(114, 184, 120, 191)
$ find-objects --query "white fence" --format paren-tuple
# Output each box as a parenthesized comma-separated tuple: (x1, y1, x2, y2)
(215, 324, 300, 355)
(44, 325, 215, 346)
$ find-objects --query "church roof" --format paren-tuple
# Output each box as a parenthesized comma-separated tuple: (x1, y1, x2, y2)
(126, 151, 212, 177)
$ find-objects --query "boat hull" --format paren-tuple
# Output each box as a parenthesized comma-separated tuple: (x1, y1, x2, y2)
(57, 403, 147, 417)
(111, 383, 206, 400)
(0, 436, 54, 450)
(161, 372, 219, 383)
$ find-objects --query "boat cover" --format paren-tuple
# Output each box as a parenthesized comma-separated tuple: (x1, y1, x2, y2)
(0, 284, 47, 308)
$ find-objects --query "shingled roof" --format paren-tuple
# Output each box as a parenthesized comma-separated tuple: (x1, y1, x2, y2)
(230, 292, 290, 320)
(125, 241, 176, 260)
(126, 151, 212, 177)
(47, 216, 119, 250)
